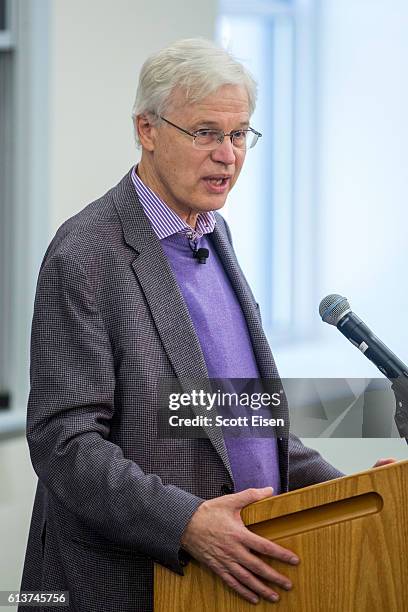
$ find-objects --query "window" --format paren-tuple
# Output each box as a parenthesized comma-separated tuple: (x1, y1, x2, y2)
(216, 0, 318, 343)
(0, 0, 14, 411)
(0, 0, 50, 423)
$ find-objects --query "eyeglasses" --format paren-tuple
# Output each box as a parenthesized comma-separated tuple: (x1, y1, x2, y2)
(159, 116, 262, 151)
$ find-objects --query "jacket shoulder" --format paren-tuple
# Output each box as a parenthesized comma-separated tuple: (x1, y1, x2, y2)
(42, 173, 134, 268)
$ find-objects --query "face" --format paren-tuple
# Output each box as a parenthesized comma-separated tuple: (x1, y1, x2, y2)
(137, 84, 250, 223)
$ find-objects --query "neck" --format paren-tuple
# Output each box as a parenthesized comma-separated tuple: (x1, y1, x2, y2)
(137, 158, 198, 228)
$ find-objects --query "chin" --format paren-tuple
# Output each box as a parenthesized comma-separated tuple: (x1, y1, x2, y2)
(204, 195, 229, 212)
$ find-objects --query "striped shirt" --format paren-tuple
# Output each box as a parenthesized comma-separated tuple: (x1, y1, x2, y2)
(131, 165, 216, 240)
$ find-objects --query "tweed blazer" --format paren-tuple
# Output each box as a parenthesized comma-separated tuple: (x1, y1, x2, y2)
(19, 169, 343, 612)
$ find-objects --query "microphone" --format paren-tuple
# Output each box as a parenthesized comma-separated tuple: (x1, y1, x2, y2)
(319, 294, 408, 379)
(193, 247, 209, 264)
(319, 293, 408, 438)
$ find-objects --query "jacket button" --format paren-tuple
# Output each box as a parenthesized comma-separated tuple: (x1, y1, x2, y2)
(221, 484, 233, 495)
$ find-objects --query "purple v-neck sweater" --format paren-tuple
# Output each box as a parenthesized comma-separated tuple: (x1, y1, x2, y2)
(131, 166, 280, 494)
(161, 233, 281, 495)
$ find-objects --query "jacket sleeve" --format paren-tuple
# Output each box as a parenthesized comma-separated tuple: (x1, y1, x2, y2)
(27, 250, 203, 574)
(287, 433, 345, 490)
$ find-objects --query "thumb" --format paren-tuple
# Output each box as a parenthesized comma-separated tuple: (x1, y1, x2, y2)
(230, 486, 274, 509)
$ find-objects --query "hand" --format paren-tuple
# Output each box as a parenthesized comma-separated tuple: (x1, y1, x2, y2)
(373, 457, 397, 467)
(180, 486, 299, 605)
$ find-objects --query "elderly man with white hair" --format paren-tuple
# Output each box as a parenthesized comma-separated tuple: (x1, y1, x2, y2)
(19, 38, 350, 611)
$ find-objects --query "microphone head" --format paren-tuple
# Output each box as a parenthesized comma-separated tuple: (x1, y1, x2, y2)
(319, 294, 351, 326)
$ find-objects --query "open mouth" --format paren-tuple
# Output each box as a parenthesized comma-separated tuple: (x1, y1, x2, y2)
(205, 177, 229, 186)
(202, 176, 231, 192)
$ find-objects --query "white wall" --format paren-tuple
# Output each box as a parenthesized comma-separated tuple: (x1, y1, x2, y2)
(0, 439, 37, 597)
(49, 0, 217, 231)
(274, 0, 408, 468)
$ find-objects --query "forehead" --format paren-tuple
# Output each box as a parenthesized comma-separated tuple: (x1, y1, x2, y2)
(169, 84, 250, 124)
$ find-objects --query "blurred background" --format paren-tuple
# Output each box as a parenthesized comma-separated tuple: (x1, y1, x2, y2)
(1, 0, 408, 597)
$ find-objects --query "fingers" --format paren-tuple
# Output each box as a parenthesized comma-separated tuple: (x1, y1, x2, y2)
(180, 487, 300, 605)
(227, 561, 282, 603)
(243, 530, 300, 565)
(373, 457, 397, 467)
(223, 487, 299, 565)
(218, 570, 262, 605)
(238, 548, 293, 591)
(207, 539, 295, 604)
(229, 486, 274, 509)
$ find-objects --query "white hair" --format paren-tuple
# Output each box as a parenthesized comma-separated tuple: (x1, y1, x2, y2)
(131, 38, 257, 146)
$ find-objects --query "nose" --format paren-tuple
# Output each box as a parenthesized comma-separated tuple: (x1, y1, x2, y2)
(210, 136, 236, 166)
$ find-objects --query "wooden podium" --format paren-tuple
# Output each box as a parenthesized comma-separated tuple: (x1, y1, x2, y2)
(155, 459, 408, 611)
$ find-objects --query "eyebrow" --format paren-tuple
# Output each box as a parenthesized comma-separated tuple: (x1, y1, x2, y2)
(192, 120, 250, 129)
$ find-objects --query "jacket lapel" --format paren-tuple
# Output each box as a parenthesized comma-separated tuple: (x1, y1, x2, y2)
(112, 171, 233, 479)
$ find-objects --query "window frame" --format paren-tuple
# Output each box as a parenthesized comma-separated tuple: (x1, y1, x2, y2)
(216, 0, 319, 344)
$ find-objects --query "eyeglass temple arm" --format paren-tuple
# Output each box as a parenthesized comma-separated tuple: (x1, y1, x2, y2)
(159, 116, 195, 137)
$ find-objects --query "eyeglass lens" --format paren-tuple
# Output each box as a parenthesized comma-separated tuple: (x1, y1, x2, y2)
(194, 130, 258, 150)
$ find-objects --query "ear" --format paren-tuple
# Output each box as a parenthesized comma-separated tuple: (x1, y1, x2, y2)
(136, 113, 157, 151)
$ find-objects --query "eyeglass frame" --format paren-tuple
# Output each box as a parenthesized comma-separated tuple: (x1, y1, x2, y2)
(158, 115, 262, 150)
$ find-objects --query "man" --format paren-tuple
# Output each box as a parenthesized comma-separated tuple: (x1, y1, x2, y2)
(20, 38, 393, 611)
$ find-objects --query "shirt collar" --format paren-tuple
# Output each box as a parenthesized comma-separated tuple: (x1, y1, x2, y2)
(131, 165, 216, 241)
